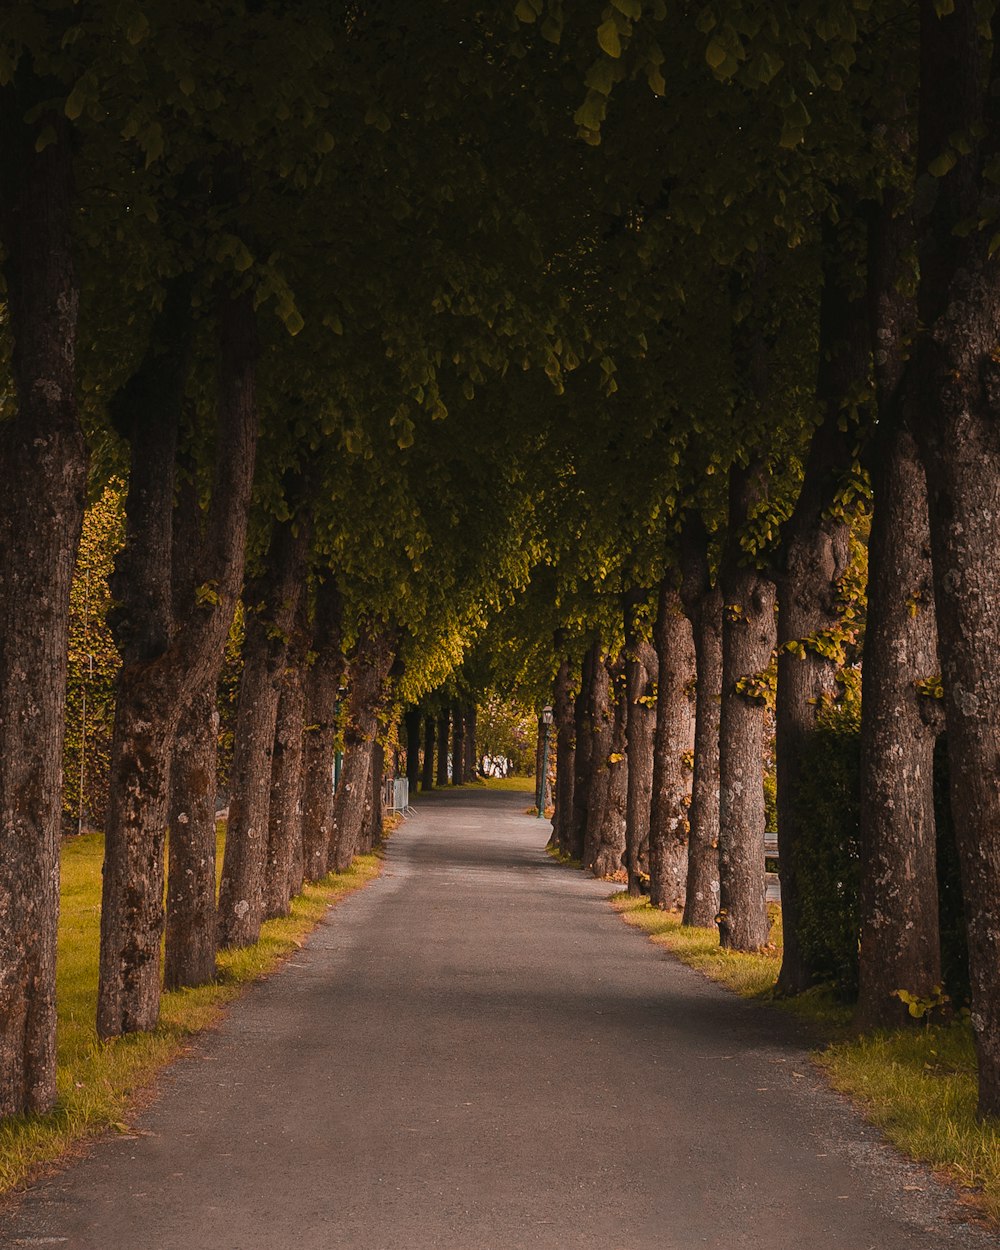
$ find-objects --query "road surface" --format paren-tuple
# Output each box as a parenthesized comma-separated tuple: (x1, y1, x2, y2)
(3, 787, 997, 1249)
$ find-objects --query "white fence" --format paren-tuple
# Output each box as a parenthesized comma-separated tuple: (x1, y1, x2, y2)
(382, 776, 412, 814)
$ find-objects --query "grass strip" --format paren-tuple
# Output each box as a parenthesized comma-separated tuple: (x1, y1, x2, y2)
(610, 892, 1000, 1223)
(0, 829, 384, 1195)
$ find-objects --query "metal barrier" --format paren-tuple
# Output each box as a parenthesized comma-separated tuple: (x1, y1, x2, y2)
(382, 776, 412, 814)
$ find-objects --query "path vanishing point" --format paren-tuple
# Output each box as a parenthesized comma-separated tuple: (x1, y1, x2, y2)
(3, 788, 999, 1250)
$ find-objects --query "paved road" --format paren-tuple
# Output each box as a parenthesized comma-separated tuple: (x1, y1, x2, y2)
(3, 788, 998, 1250)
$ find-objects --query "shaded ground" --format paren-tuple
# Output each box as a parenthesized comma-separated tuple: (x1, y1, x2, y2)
(2, 788, 997, 1249)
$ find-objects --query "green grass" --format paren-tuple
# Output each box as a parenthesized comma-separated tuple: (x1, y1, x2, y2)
(480, 774, 536, 792)
(0, 829, 383, 1194)
(611, 892, 1000, 1223)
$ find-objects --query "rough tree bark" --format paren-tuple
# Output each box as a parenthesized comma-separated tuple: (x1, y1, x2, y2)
(909, 1, 1000, 1115)
(551, 656, 576, 855)
(718, 463, 776, 951)
(436, 710, 450, 786)
(624, 597, 657, 896)
(0, 86, 86, 1115)
(164, 471, 226, 992)
(568, 641, 599, 861)
(648, 577, 696, 911)
(775, 217, 866, 996)
(680, 519, 723, 929)
(595, 657, 627, 879)
(97, 289, 257, 1038)
(218, 518, 308, 950)
(166, 681, 220, 990)
(264, 599, 309, 921)
(299, 577, 344, 885)
(856, 184, 942, 1030)
(451, 703, 466, 786)
(359, 738, 385, 854)
(583, 652, 614, 874)
(404, 707, 422, 796)
(329, 628, 396, 872)
(421, 715, 436, 791)
(464, 705, 478, 779)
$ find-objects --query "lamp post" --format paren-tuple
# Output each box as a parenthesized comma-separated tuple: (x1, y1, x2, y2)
(537, 705, 554, 819)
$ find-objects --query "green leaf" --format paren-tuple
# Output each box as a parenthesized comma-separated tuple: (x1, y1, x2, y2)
(585, 59, 618, 95)
(611, 0, 642, 18)
(65, 80, 87, 121)
(34, 124, 57, 152)
(928, 151, 956, 177)
(597, 19, 623, 58)
(705, 39, 727, 69)
(127, 12, 150, 45)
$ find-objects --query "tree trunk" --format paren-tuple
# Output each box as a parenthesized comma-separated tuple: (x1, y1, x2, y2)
(465, 705, 478, 778)
(0, 88, 86, 1115)
(299, 578, 344, 885)
(452, 703, 466, 785)
(264, 607, 309, 921)
(436, 710, 450, 785)
(775, 217, 866, 996)
(718, 463, 776, 951)
(552, 657, 576, 854)
(98, 280, 193, 1038)
(360, 738, 385, 853)
(624, 600, 657, 897)
(594, 657, 627, 878)
(97, 289, 257, 1039)
(421, 715, 435, 791)
(856, 181, 942, 1031)
(330, 629, 396, 872)
(648, 578, 696, 911)
(910, 0, 1000, 1115)
(680, 520, 723, 929)
(218, 520, 307, 949)
(583, 652, 614, 874)
(165, 684, 220, 990)
(569, 641, 599, 861)
(534, 716, 546, 813)
(856, 425, 942, 1028)
(404, 707, 422, 796)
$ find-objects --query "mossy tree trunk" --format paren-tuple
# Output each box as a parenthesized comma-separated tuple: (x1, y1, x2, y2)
(436, 710, 450, 786)
(775, 217, 865, 996)
(569, 640, 599, 861)
(856, 185, 942, 1031)
(583, 651, 614, 874)
(648, 578, 695, 911)
(218, 519, 308, 950)
(552, 656, 576, 854)
(718, 463, 775, 951)
(680, 518, 722, 928)
(264, 599, 309, 921)
(299, 578, 344, 885)
(0, 83, 86, 1114)
(623, 598, 657, 897)
(421, 714, 435, 791)
(911, 0, 1000, 1116)
(330, 628, 396, 872)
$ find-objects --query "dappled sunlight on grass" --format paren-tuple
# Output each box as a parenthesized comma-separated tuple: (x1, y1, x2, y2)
(480, 774, 536, 792)
(0, 831, 382, 1194)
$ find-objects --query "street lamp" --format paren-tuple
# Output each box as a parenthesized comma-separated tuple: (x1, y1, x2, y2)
(537, 705, 554, 819)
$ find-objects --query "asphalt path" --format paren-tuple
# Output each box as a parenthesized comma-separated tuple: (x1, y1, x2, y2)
(3, 787, 999, 1250)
